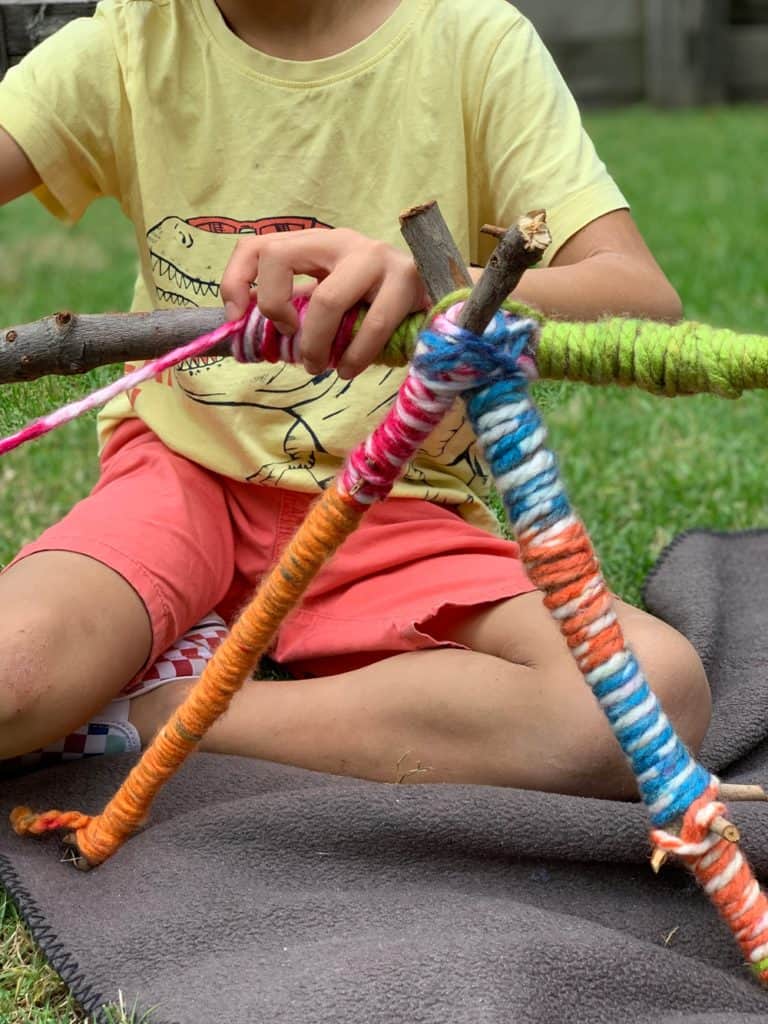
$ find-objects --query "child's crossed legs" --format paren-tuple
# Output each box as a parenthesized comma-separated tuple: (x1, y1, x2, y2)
(130, 590, 710, 797)
(0, 422, 711, 796)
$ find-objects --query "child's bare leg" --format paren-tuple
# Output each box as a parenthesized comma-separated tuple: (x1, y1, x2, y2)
(0, 551, 152, 759)
(129, 593, 711, 799)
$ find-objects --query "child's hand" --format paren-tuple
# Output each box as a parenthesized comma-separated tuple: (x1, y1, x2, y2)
(220, 228, 429, 379)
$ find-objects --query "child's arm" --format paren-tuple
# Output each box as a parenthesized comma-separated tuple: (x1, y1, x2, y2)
(511, 208, 682, 323)
(0, 127, 41, 207)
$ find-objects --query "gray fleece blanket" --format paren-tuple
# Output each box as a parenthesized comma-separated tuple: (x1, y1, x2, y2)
(2, 528, 768, 1023)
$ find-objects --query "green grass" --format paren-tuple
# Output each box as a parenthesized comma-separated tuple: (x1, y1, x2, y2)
(1, 202, 156, 1022)
(0, 104, 767, 1020)
(0, 196, 136, 563)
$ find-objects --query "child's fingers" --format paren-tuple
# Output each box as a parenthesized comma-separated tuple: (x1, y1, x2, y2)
(221, 231, 333, 327)
(335, 278, 413, 380)
(221, 239, 262, 322)
(219, 230, 426, 376)
(299, 256, 380, 375)
(253, 250, 302, 335)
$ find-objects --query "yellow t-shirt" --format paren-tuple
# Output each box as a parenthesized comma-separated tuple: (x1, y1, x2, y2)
(0, 0, 627, 531)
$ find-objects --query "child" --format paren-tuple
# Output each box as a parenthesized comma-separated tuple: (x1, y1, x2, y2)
(0, 0, 710, 794)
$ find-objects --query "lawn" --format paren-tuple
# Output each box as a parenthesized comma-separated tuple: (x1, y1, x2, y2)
(0, 105, 767, 1021)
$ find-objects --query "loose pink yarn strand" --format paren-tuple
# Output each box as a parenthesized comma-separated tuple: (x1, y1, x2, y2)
(0, 314, 247, 458)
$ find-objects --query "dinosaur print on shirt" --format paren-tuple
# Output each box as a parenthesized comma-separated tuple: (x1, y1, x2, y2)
(143, 214, 488, 500)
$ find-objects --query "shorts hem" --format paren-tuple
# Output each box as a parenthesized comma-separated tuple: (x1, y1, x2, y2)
(276, 575, 537, 676)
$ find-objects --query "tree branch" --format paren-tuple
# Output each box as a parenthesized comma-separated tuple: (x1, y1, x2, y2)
(0, 308, 228, 384)
(0, 208, 550, 387)
(399, 203, 550, 334)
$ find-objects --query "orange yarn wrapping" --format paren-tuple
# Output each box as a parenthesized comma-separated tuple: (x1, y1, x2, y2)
(11, 808, 92, 836)
(652, 786, 768, 981)
(516, 515, 768, 981)
(520, 518, 626, 665)
(11, 484, 363, 866)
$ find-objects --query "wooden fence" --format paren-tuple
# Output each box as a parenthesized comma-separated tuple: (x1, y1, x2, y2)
(1, 0, 767, 106)
(512, 0, 768, 105)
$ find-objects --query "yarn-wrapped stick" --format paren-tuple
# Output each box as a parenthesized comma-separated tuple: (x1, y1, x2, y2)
(11, 203, 541, 868)
(537, 317, 768, 399)
(8, 202, 768, 986)
(13, 485, 366, 868)
(1, 308, 768, 403)
(400, 206, 768, 982)
(5, 306, 768, 459)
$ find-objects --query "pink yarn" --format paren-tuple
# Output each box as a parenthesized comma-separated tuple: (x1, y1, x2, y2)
(230, 295, 361, 367)
(0, 296, 365, 459)
(339, 303, 473, 505)
(0, 315, 245, 457)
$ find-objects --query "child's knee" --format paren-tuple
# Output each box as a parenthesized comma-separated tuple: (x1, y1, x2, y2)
(637, 621, 712, 757)
(0, 601, 67, 748)
(547, 613, 711, 799)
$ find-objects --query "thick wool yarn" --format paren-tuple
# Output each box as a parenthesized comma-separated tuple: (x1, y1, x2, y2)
(3, 297, 768, 457)
(8, 294, 768, 983)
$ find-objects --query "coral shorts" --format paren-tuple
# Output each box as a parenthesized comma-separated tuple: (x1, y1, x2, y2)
(10, 420, 536, 686)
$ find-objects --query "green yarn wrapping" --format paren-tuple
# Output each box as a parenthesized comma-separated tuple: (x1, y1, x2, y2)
(376, 302, 768, 399)
(537, 318, 768, 399)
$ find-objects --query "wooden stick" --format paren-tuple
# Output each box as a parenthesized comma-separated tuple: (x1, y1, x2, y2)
(458, 211, 550, 335)
(399, 204, 550, 335)
(652, 813, 741, 873)
(401, 206, 752, 875)
(650, 847, 669, 874)
(399, 201, 473, 303)
(711, 816, 741, 843)
(0, 308, 228, 385)
(480, 224, 507, 240)
(719, 783, 768, 802)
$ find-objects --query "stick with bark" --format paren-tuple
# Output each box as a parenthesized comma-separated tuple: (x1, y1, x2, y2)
(0, 208, 549, 386)
(0, 308, 229, 384)
(399, 202, 748, 872)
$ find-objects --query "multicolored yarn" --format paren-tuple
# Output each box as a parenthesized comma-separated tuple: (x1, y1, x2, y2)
(461, 321, 712, 825)
(651, 784, 768, 982)
(230, 294, 362, 367)
(8, 295, 768, 984)
(10, 300, 528, 864)
(339, 303, 537, 504)
(3, 299, 768, 459)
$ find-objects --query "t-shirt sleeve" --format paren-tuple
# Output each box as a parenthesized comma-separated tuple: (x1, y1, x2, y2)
(0, 11, 125, 222)
(473, 12, 628, 266)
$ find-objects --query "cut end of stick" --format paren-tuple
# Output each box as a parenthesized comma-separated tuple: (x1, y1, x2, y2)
(519, 210, 551, 253)
(481, 211, 551, 254)
(711, 815, 741, 843)
(60, 834, 93, 871)
(399, 200, 437, 225)
(480, 223, 506, 240)
(651, 847, 669, 874)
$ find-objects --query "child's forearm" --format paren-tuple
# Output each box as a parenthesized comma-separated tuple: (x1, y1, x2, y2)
(504, 254, 683, 323)
(471, 209, 682, 324)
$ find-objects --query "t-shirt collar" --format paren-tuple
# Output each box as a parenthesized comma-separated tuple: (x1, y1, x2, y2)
(194, 0, 425, 86)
